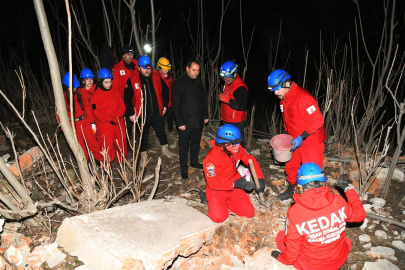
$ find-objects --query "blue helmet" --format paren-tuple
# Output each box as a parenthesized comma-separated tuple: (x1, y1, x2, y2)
(296, 163, 326, 186)
(138, 55, 152, 69)
(97, 68, 112, 79)
(220, 61, 238, 78)
(216, 124, 241, 144)
(62, 73, 80, 88)
(267, 69, 291, 91)
(80, 68, 95, 79)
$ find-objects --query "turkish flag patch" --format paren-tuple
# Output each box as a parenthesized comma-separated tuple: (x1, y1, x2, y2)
(306, 105, 316, 114)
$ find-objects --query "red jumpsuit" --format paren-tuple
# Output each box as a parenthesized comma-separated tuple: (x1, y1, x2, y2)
(157, 71, 173, 107)
(276, 187, 366, 270)
(90, 87, 127, 163)
(111, 59, 139, 98)
(281, 83, 326, 184)
(203, 140, 264, 223)
(61, 91, 103, 162)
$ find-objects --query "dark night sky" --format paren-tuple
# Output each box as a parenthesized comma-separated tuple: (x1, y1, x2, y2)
(0, 0, 404, 109)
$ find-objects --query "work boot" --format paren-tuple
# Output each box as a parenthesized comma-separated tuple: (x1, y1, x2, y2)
(181, 170, 188, 180)
(277, 181, 295, 201)
(161, 144, 174, 159)
(139, 151, 148, 168)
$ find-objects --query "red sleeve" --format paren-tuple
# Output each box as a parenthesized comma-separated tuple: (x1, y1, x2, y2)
(277, 211, 303, 265)
(344, 189, 367, 222)
(115, 91, 127, 117)
(79, 88, 95, 123)
(297, 94, 324, 135)
(239, 148, 265, 179)
(203, 152, 234, 191)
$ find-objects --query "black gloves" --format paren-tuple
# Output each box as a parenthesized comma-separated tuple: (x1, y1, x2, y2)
(337, 179, 354, 192)
(255, 178, 266, 193)
(271, 250, 281, 259)
(233, 176, 255, 191)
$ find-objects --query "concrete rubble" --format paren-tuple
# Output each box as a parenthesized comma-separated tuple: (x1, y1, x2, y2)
(56, 198, 218, 270)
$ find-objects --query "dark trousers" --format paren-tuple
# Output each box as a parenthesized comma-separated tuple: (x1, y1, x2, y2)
(223, 120, 246, 148)
(140, 114, 168, 152)
(178, 127, 202, 171)
(165, 106, 174, 132)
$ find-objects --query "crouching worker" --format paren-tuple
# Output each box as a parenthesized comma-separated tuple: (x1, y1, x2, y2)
(203, 124, 265, 223)
(271, 163, 366, 270)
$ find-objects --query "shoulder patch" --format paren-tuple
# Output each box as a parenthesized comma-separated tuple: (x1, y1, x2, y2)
(306, 105, 316, 114)
(205, 163, 215, 177)
(120, 70, 126, 76)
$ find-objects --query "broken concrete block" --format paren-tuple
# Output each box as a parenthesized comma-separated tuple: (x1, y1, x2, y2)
(56, 198, 217, 270)
(376, 168, 404, 182)
(366, 246, 396, 260)
(392, 240, 405, 251)
(359, 234, 371, 243)
(375, 230, 388, 239)
(363, 259, 399, 270)
(75, 265, 90, 270)
(45, 243, 66, 268)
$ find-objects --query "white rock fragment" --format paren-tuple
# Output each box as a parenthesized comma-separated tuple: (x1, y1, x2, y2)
(375, 230, 388, 239)
(367, 246, 396, 260)
(360, 218, 369, 230)
(392, 240, 405, 251)
(376, 168, 404, 182)
(401, 231, 405, 239)
(362, 259, 399, 270)
(250, 149, 261, 156)
(370, 197, 386, 208)
(363, 243, 372, 249)
(363, 204, 373, 213)
(359, 234, 371, 243)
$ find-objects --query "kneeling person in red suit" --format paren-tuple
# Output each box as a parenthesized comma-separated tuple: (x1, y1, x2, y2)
(271, 163, 366, 270)
(203, 124, 265, 223)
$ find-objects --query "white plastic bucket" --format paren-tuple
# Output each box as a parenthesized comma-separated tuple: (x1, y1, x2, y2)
(270, 134, 294, 163)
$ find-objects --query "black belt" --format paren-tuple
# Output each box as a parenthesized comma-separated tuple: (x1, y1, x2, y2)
(70, 113, 86, 122)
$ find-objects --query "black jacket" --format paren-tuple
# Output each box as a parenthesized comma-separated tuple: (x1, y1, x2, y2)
(172, 72, 208, 129)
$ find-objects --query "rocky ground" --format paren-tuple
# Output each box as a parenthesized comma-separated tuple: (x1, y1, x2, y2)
(0, 120, 404, 269)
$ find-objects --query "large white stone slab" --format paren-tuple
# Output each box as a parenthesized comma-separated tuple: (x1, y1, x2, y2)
(56, 198, 217, 270)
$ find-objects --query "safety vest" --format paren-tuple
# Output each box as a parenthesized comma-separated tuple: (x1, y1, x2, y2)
(220, 75, 248, 122)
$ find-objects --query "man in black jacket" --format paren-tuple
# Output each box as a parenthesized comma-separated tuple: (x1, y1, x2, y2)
(172, 60, 209, 179)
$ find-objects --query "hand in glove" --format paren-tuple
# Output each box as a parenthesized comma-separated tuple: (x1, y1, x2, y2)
(219, 93, 230, 104)
(271, 250, 281, 259)
(255, 178, 266, 193)
(91, 123, 97, 134)
(291, 136, 303, 151)
(233, 176, 255, 191)
(337, 179, 355, 192)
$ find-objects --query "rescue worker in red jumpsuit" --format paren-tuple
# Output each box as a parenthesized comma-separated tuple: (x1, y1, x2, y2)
(267, 69, 326, 200)
(61, 72, 102, 162)
(91, 68, 127, 163)
(271, 162, 366, 270)
(203, 124, 265, 223)
(219, 61, 249, 147)
(79, 68, 97, 135)
(155, 57, 175, 133)
(111, 45, 138, 98)
(124, 55, 174, 167)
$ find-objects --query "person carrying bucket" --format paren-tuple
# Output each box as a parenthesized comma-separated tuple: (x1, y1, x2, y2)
(203, 124, 265, 223)
(267, 69, 326, 200)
